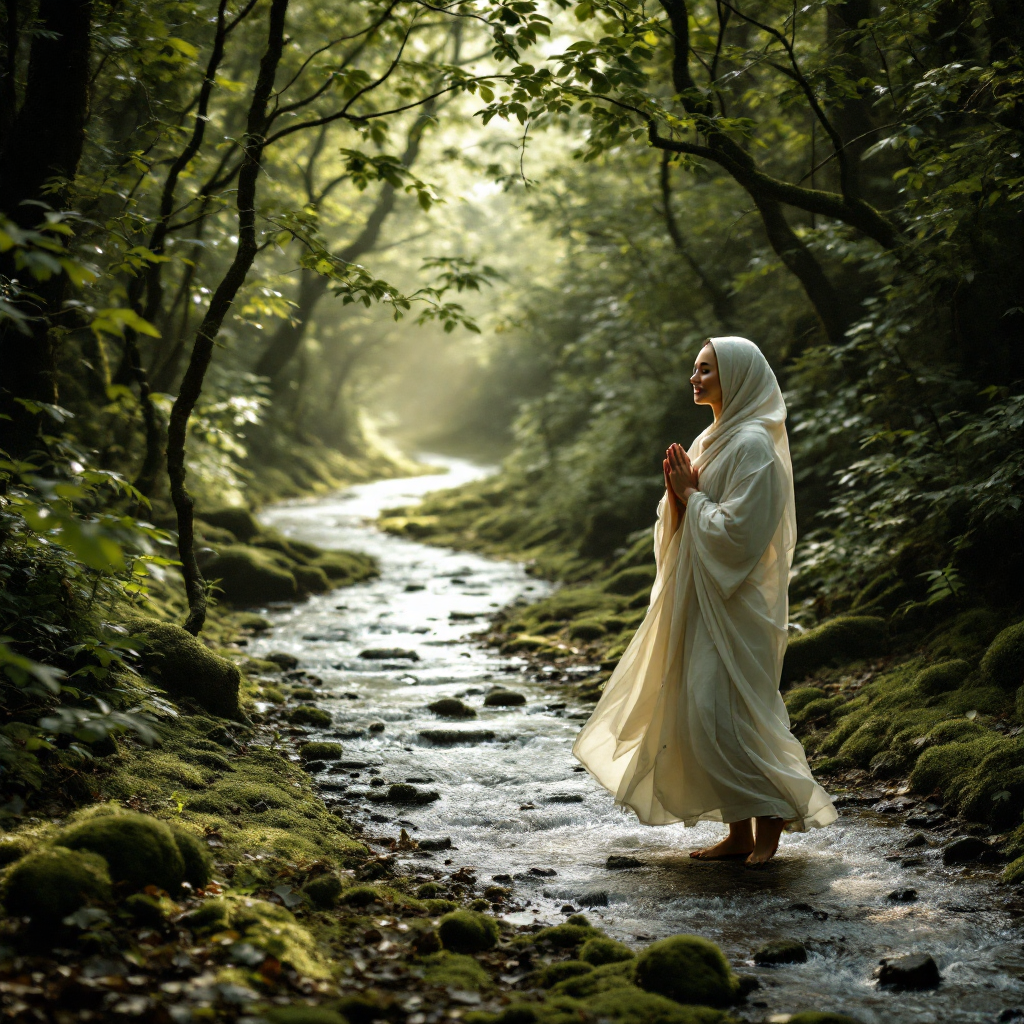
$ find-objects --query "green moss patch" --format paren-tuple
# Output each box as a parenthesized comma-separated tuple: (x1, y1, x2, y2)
(633, 935, 739, 1007)
(438, 910, 499, 953)
(421, 950, 492, 990)
(982, 620, 1024, 689)
(782, 616, 886, 685)
(2, 847, 112, 927)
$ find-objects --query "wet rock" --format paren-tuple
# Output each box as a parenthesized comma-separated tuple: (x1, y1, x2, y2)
(942, 836, 989, 865)
(577, 891, 609, 907)
(418, 836, 452, 851)
(483, 885, 511, 902)
(419, 728, 495, 745)
(3, 847, 112, 929)
(367, 721, 386, 733)
(288, 706, 332, 728)
(359, 648, 419, 660)
(530, 867, 557, 877)
(887, 888, 918, 902)
(906, 813, 946, 828)
(383, 783, 440, 805)
(337, 758, 373, 769)
(903, 832, 928, 848)
(606, 855, 644, 870)
(404, 583, 425, 591)
(299, 741, 342, 761)
(735, 974, 761, 998)
(875, 953, 941, 990)
(753, 939, 807, 965)
(427, 697, 477, 719)
(450, 611, 483, 620)
(437, 910, 499, 953)
(789, 1015, 860, 1024)
(492, 873, 512, 882)
(484, 688, 526, 707)
(635, 934, 740, 1007)
(546, 794, 585, 803)
(580, 936, 634, 965)
(303, 760, 327, 773)
(369, 777, 385, 787)
(266, 651, 299, 670)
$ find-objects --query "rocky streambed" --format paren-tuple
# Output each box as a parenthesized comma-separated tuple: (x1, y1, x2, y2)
(234, 456, 1024, 1024)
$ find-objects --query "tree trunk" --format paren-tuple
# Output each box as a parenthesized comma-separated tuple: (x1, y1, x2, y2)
(166, 0, 289, 636)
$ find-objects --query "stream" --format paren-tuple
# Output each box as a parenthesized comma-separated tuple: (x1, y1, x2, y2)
(250, 456, 1024, 1024)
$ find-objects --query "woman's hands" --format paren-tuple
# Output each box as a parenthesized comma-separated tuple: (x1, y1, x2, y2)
(664, 442, 698, 512)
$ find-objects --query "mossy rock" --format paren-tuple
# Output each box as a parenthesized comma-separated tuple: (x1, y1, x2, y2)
(289, 706, 332, 728)
(416, 881, 443, 898)
(634, 934, 739, 1007)
(169, 824, 212, 887)
(127, 617, 244, 720)
(531, 921, 599, 949)
(580, 936, 635, 965)
(483, 689, 526, 707)
(2, 847, 112, 927)
(785, 687, 827, 715)
(787, 1016, 861, 1024)
(315, 550, 378, 583)
(568, 619, 607, 641)
(982, 620, 1024, 690)
(339, 885, 383, 907)
(428, 697, 477, 719)
(579, 988, 727, 1024)
(251, 533, 312, 565)
(539, 960, 594, 987)
(299, 741, 342, 761)
(603, 566, 657, 597)
(235, 613, 271, 632)
(58, 811, 188, 893)
(422, 950, 492, 991)
(294, 564, 332, 595)
(199, 507, 262, 542)
(752, 939, 806, 965)
(303, 874, 343, 909)
(437, 909, 500, 953)
(782, 616, 886, 685)
(549, 959, 635, 998)
(0, 838, 32, 867)
(204, 545, 298, 605)
(123, 891, 168, 927)
(1003, 854, 1024, 884)
(915, 659, 971, 696)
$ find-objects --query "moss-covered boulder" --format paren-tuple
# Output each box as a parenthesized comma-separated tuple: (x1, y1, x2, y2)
(2, 847, 112, 927)
(982, 620, 1024, 690)
(784, 686, 827, 714)
(581, 936, 636, 965)
(484, 689, 526, 707)
(299, 741, 342, 761)
(0, 838, 31, 867)
(752, 939, 806, 965)
(289, 706, 332, 728)
(265, 1009, 346, 1024)
(916, 659, 971, 695)
(293, 564, 332, 595)
(58, 811, 189, 892)
(303, 874, 343, 909)
(437, 909, 499, 953)
(569, 620, 608, 641)
(539, 960, 595, 987)
(170, 824, 212, 887)
(339, 885, 383, 907)
(634, 935, 739, 1007)
(428, 697, 477, 719)
(204, 545, 298, 605)
(127, 617, 244, 720)
(603, 566, 657, 596)
(579, 988, 726, 1024)
(199, 507, 262, 542)
(316, 550, 378, 584)
(782, 616, 886, 685)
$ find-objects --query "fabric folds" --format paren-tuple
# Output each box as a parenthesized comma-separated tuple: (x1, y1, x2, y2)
(572, 337, 837, 832)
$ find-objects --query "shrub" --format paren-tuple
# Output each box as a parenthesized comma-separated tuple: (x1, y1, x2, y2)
(634, 935, 739, 1007)
(127, 617, 244, 720)
(781, 616, 886, 685)
(2, 847, 112, 927)
(981, 620, 1024, 690)
(437, 910, 499, 953)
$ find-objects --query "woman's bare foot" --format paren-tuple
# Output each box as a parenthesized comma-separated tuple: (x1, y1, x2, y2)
(690, 820, 753, 859)
(745, 816, 785, 866)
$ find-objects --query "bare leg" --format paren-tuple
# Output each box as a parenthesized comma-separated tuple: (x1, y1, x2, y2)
(690, 819, 754, 859)
(745, 816, 785, 866)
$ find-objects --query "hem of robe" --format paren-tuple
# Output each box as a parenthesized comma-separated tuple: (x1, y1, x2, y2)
(613, 794, 837, 832)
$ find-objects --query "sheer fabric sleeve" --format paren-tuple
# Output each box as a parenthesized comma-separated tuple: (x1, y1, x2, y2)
(685, 436, 786, 601)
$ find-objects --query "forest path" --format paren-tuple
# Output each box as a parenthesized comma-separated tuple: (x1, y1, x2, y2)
(249, 457, 1023, 1024)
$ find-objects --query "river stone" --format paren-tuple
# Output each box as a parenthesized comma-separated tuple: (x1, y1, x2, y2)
(419, 728, 496, 745)
(888, 888, 918, 902)
(875, 953, 941, 989)
(529, 867, 557, 877)
(264, 651, 299, 670)
(546, 794, 585, 803)
(753, 939, 807, 965)
(484, 688, 526, 707)
(903, 832, 927, 848)
(427, 697, 477, 719)
(383, 783, 440, 805)
(606, 855, 643, 870)
(577, 891, 609, 907)
(359, 648, 419, 661)
(418, 836, 452, 851)
(942, 836, 989, 865)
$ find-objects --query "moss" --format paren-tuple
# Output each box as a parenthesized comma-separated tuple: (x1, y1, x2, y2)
(438, 910, 500, 953)
(299, 741, 342, 761)
(916, 659, 971, 695)
(423, 898, 459, 914)
(315, 550, 378, 584)
(981, 620, 1024, 690)
(421, 950, 491, 990)
(339, 885, 383, 907)
(580, 988, 726, 1024)
(58, 811, 187, 892)
(428, 697, 477, 719)
(294, 564, 332, 595)
(127, 617, 244, 720)
(416, 881, 443, 898)
(530, 922, 599, 950)
(0, 838, 32, 866)
(261, 685, 286, 704)
(235, 613, 271, 632)
(170, 824, 212, 887)
(568, 620, 607, 641)
(289, 706, 332, 728)
(483, 689, 526, 707)
(539, 961, 594, 987)
(303, 874, 343, 909)
(781, 616, 886, 685)
(199, 507, 262, 542)
(549, 960, 635, 998)
(2, 847, 112, 927)
(603, 566, 657, 597)
(1003, 854, 1024, 884)
(784, 687, 827, 714)
(204, 545, 298, 605)
(791, 697, 843, 727)
(837, 720, 889, 768)
(633, 935, 739, 1007)
(123, 892, 168, 927)
(580, 937, 635, 965)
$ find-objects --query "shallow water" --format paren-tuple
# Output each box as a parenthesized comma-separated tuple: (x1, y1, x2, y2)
(251, 456, 1024, 1023)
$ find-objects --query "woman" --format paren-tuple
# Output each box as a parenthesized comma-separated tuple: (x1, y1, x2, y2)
(573, 337, 836, 865)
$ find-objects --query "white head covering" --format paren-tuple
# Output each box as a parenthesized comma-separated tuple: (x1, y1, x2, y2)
(689, 336, 797, 570)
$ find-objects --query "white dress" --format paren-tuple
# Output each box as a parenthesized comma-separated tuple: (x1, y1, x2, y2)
(573, 337, 836, 832)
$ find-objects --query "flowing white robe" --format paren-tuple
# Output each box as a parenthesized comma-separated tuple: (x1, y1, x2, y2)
(573, 339, 836, 832)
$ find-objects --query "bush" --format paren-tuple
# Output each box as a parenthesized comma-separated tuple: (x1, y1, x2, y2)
(981, 620, 1024, 690)
(580, 936, 635, 965)
(782, 616, 886, 685)
(2, 847, 112, 927)
(915, 659, 971, 695)
(634, 935, 738, 1007)
(127, 617, 244, 720)
(437, 910, 500, 953)
(204, 545, 298, 605)
(58, 811, 187, 892)
(299, 741, 342, 761)
(199, 507, 262, 542)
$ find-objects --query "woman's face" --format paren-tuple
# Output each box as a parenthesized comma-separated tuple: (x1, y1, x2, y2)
(690, 343, 723, 411)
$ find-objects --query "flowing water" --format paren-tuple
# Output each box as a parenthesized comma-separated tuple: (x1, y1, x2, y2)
(250, 456, 1024, 1024)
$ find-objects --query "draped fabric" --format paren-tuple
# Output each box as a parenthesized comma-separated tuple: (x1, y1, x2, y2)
(572, 337, 837, 831)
